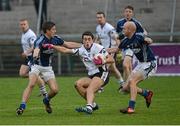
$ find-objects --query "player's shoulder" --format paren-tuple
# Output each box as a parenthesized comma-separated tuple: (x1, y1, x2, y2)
(93, 43, 104, 48)
(135, 33, 145, 41)
(132, 18, 142, 25)
(135, 32, 144, 37)
(117, 18, 126, 25)
(121, 36, 128, 43)
(35, 34, 45, 43)
(96, 24, 101, 30)
(105, 22, 114, 28)
(26, 29, 36, 37)
(104, 22, 115, 31)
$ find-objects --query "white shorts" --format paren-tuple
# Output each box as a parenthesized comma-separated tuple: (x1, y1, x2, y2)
(29, 64, 55, 82)
(132, 60, 157, 79)
(122, 48, 134, 59)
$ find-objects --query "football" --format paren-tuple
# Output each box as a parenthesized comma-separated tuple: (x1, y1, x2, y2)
(93, 53, 106, 66)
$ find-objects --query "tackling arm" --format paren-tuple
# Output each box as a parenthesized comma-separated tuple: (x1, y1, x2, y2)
(63, 41, 81, 49)
(105, 54, 114, 64)
(53, 45, 73, 54)
(106, 47, 120, 54)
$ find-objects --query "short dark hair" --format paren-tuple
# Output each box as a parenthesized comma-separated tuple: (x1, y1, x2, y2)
(82, 31, 94, 40)
(96, 11, 105, 17)
(42, 21, 55, 33)
(124, 5, 134, 11)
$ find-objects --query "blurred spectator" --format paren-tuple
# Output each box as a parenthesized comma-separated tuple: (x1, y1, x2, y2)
(0, 0, 11, 11)
(33, 0, 47, 29)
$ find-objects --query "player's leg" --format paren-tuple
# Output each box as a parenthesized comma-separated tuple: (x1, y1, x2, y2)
(74, 77, 91, 99)
(19, 64, 29, 77)
(42, 78, 58, 114)
(86, 76, 104, 105)
(136, 61, 157, 108)
(16, 73, 39, 115)
(109, 62, 124, 85)
(76, 76, 103, 114)
(120, 71, 144, 114)
(41, 67, 57, 114)
(120, 61, 157, 113)
(37, 76, 48, 97)
(46, 78, 58, 99)
(123, 56, 132, 81)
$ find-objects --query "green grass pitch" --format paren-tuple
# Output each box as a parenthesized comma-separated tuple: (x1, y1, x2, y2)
(0, 76, 180, 125)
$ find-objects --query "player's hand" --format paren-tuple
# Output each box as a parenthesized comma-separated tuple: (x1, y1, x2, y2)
(32, 56, 39, 65)
(93, 56, 103, 65)
(21, 52, 27, 59)
(42, 44, 54, 49)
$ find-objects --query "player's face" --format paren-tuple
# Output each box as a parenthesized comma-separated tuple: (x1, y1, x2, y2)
(82, 35, 93, 49)
(46, 26, 57, 38)
(96, 14, 106, 25)
(19, 20, 29, 32)
(124, 8, 134, 21)
(122, 24, 129, 36)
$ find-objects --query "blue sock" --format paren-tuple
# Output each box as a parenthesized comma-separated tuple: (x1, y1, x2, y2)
(20, 102, 26, 110)
(128, 100, 135, 109)
(141, 89, 148, 97)
(43, 96, 50, 104)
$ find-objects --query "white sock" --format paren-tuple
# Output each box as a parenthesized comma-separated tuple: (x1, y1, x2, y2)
(92, 102, 97, 108)
(117, 79, 124, 85)
(39, 85, 48, 97)
(86, 104, 93, 110)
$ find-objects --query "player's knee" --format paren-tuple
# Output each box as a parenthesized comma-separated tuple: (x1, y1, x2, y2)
(19, 71, 27, 77)
(74, 81, 82, 89)
(123, 62, 130, 71)
(52, 88, 59, 95)
(86, 87, 95, 94)
(27, 83, 36, 89)
(128, 79, 136, 87)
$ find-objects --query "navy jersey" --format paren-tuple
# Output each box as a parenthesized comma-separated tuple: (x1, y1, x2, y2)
(34, 35, 64, 66)
(119, 33, 156, 62)
(116, 18, 144, 39)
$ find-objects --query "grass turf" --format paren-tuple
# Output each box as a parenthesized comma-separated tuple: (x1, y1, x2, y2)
(0, 76, 180, 125)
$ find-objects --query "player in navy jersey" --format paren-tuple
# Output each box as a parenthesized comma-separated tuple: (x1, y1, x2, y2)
(108, 21, 157, 114)
(116, 6, 147, 88)
(16, 21, 81, 115)
(42, 31, 114, 114)
(19, 19, 47, 97)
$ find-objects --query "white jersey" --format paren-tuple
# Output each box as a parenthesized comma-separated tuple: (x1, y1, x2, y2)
(21, 29, 36, 56)
(96, 22, 118, 49)
(72, 43, 108, 76)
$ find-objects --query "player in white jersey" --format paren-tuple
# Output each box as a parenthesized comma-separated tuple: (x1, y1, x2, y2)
(19, 19, 47, 97)
(95, 12, 124, 90)
(42, 31, 114, 114)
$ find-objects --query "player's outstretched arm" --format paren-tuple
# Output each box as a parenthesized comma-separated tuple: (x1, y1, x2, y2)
(105, 54, 115, 64)
(53, 45, 73, 54)
(106, 47, 119, 54)
(33, 48, 40, 58)
(63, 41, 81, 49)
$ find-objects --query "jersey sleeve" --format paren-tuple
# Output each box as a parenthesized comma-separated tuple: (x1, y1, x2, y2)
(116, 21, 125, 39)
(109, 29, 118, 40)
(136, 33, 145, 43)
(34, 35, 44, 48)
(134, 20, 144, 33)
(28, 35, 37, 47)
(72, 48, 79, 56)
(52, 35, 64, 45)
(99, 48, 108, 57)
(118, 38, 126, 49)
